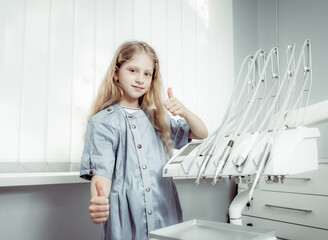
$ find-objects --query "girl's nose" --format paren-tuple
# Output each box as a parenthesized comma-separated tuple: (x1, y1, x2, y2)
(135, 74, 144, 84)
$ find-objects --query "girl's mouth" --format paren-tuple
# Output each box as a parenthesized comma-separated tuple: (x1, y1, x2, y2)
(132, 85, 144, 90)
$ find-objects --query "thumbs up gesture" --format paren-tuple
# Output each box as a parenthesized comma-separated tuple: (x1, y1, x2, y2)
(89, 181, 110, 224)
(164, 88, 187, 117)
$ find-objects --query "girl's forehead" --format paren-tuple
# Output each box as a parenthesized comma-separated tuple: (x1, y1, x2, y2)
(126, 53, 154, 68)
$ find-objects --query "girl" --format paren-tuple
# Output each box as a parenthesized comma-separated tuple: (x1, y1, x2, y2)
(80, 41, 208, 240)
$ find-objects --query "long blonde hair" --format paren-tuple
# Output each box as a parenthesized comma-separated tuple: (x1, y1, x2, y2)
(88, 41, 172, 156)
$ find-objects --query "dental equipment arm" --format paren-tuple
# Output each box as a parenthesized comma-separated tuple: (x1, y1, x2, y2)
(248, 40, 312, 201)
(212, 48, 277, 179)
(197, 52, 259, 156)
(194, 64, 247, 184)
(196, 54, 254, 162)
(211, 51, 267, 184)
(234, 44, 297, 178)
(233, 48, 280, 171)
(211, 140, 234, 185)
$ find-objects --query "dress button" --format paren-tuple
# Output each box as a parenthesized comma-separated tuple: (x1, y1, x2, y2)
(142, 165, 147, 170)
(107, 108, 111, 112)
(89, 170, 94, 175)
(132, 125, 136, 129)
(146, 187, 150, 192)
(128, 114, 133, 118)
(137, 144, 142, 149)
(148, 210, 152, 215)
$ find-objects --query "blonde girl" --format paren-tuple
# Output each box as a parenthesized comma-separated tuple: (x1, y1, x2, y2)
(80, 41, 208, 240)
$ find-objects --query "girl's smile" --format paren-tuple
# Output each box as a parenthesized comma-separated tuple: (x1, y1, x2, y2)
(131, 85, 145, 90)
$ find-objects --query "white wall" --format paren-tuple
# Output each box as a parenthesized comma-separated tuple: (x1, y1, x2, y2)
(232, 0, 258, 72)
(257, 0, 328, 158)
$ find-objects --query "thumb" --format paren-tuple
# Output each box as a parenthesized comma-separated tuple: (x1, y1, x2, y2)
(167, 88, 173, 98)
(95, 181, 106, 197)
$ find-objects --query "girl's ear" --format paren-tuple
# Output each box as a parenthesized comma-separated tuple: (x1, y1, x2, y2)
(114, 66, 119, 81)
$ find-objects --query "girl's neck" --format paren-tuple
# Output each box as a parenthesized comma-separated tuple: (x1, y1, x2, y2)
(119, 100, 140, 109)
(121, 105, 141, 110)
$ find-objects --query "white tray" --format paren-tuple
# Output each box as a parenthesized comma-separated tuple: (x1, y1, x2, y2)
(149, 219, 276, 240)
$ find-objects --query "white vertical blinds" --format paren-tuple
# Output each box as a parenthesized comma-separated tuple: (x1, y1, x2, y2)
(0, 0, 234, 172)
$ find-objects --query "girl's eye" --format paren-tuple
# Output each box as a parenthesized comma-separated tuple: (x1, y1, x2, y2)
(145, 73, 152, 77)
(129, 69, 136, 73)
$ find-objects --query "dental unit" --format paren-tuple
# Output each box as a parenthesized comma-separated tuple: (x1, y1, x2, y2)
(162, 40, 327, 229)
(232, 40, 315, 225)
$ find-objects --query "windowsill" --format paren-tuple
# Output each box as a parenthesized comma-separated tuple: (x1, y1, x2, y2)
(0, 171, 87, 187)
(1, 159, 326, 187)
(0, 162, 88, 187)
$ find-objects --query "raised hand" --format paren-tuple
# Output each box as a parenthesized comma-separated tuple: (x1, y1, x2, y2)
(163, 88, 188, 117)
(89, 181, 110, 224)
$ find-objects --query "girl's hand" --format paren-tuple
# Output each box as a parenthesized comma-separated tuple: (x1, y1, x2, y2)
(164, 87, 208, 140)
(164, 88, 189, 117)
(89, 181, 110, 224)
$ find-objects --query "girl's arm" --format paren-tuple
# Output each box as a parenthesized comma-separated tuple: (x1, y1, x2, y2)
(91, 175, 111, 198)
(164, 88, 208, 140)
(89, 175, 112, 224)
(179, 108, 208, 139)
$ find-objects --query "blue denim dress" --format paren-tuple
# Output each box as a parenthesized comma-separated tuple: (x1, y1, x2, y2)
(80, 103, 190, 240)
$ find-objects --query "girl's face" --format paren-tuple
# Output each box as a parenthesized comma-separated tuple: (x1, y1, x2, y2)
(115, 52, 154, 108)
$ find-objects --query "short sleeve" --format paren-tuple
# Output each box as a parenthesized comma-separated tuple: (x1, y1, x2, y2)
(80, 119, 118, 181)
(170, 117, 191, 149)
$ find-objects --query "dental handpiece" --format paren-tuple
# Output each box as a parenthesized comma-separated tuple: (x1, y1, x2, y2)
(195, 154, 212, 185)
(248, 142, 272, 201)
(235, 132, 260, 172)
(212, 140, 234, 185)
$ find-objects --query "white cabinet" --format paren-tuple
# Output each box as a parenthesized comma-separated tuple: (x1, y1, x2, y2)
(240, 160, 328, 240)
(242, 216, 328, 240)
(260, 163, 328, 196)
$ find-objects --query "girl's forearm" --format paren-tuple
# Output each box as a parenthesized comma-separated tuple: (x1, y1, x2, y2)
(181, 109, 208, 140)
(91, 175, 112, 198)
